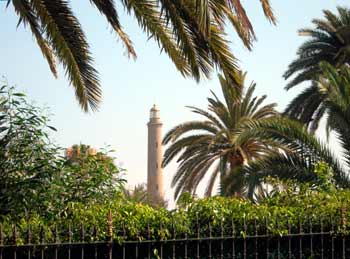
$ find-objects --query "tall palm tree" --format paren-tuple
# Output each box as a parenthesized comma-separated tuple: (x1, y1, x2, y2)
(284, 7, 350, 126)
(162, 73, 279, 199)
(240, 64, 350, 199)
(7, 0, 276, 112)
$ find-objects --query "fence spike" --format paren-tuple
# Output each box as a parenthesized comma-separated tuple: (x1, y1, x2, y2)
(12, 225, 17, 259)
(232, 218, 235, 259)
(172, 218, 176, 259)
(123, 222, 126, 259)
(93, 225, 98, 239)
(80, 223, 85, 241)
(0, 224, 2, 259)
(320, 217, 324, 259)
(299, 216, 303, 259)
(68, 223, 72, 242)
(341, 206, 346, 259)
(266, 217, 269, 259)
(331, 216, 335, 259)
(107, 210, 113, 241)
(197, 213, 200, 259)
(309, 216, 314, 257)
(208, 221, 212, 259)
(276, 216, 280, 259)
(53, 225, 58, 259)
(148, 222, 151, 259)
(0, 224, 3, 246)
(67, 224, 72, 259)
(254, 219, 258, 259)
(243, 216, 247, 259)
(26, 224, 32, 244)
(221, 217, 224, 259)
(107, 210, 113, 259)
(26, 224, 32, 259)
(93, 225, 98, 259)
(160, 222, 163, 259)
(184, 230, 188, 259)
(288, 218, 292, 259)
(40, 226, 45, 259)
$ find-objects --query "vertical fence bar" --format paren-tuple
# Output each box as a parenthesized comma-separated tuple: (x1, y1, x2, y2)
(331, 217, 335, 259)
(221, 218, 224, 259)
(27, 224, 32, 259)
(266, 218, 269, 259)
(309, 217, 313, 258)
(107, 210, 113, 259)
(80, 224, 85, 259)
(68, 224, 72, 259)
(40, 226, 45, 259)
(93, 225, 98, 259)
(184, 231, 188, 259)
(123, 223, 126, 259)
(160, 223, 163, 259)
(172, 221, 176, 259)
(243, 216, 247, 259)
(232, 219, 235, 259)
(299, 217, 303, 259)
(135, 228, 139, 259)
(288, 219, 292, 259)
(320, 218, 324, 259)
(254, 219, 258, 259)
(148, 223, 151, 259)
(54, 225, 59, 259)
(342, 206, 346, 259)
(276, 217, 280, 259)
(13, 225, 17, 259)
(0, 224, 3, 259)
(197, 214, 200, 259)
(208, 222, 212, 259)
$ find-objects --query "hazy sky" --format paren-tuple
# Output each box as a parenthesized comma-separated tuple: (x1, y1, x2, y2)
(1, 1, 348, 205)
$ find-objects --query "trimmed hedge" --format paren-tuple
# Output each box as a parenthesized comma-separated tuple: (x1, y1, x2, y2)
(0, 189, 349, 244)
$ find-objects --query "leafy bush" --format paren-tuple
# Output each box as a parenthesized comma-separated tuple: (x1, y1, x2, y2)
(1, 188, 350, 244)
(0, 84, 125, 220)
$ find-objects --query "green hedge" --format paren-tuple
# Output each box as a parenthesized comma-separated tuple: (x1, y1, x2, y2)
(1, 189, 349, 244)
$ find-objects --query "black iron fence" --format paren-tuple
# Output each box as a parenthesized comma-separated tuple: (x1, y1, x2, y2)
(0, 216, 349, 259)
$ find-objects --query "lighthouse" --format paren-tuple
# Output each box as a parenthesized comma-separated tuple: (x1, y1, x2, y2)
(147, 104, 164, 203)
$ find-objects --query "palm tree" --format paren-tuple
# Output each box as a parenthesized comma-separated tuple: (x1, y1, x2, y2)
(8, 0, 276, 112)
(162, 73, 279, 199)
(284, 6, 350, 90)
(284, 7, 350, 126)
(240, 64, 350, 199)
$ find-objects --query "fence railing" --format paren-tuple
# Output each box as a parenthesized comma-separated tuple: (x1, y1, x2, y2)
(0, 215, 349, 259)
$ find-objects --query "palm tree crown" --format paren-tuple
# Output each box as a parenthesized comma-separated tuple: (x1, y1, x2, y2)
(162, 73, 278, 199)
(284, 6, 350, 90)
(8, 0, 276, 112)
(284, 7, 350, 128)
(242, 63, 350, 199)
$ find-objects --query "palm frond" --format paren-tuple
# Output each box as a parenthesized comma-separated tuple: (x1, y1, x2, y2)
(89, 0, 136, 58)
(31, 0, 101, 111)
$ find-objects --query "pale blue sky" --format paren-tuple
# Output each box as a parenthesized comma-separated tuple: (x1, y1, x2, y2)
(1, 1, 348, 203)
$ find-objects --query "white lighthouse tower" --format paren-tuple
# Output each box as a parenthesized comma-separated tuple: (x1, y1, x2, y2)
(147, 104, 164, 203)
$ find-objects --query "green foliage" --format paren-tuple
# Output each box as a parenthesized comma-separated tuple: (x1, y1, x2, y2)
(0, 83, 62, 218)
(53, 145, 126, 218)
(2, 189, 350, 244)
(0, 84, 125, 220)
(313, 161, 336, 192)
